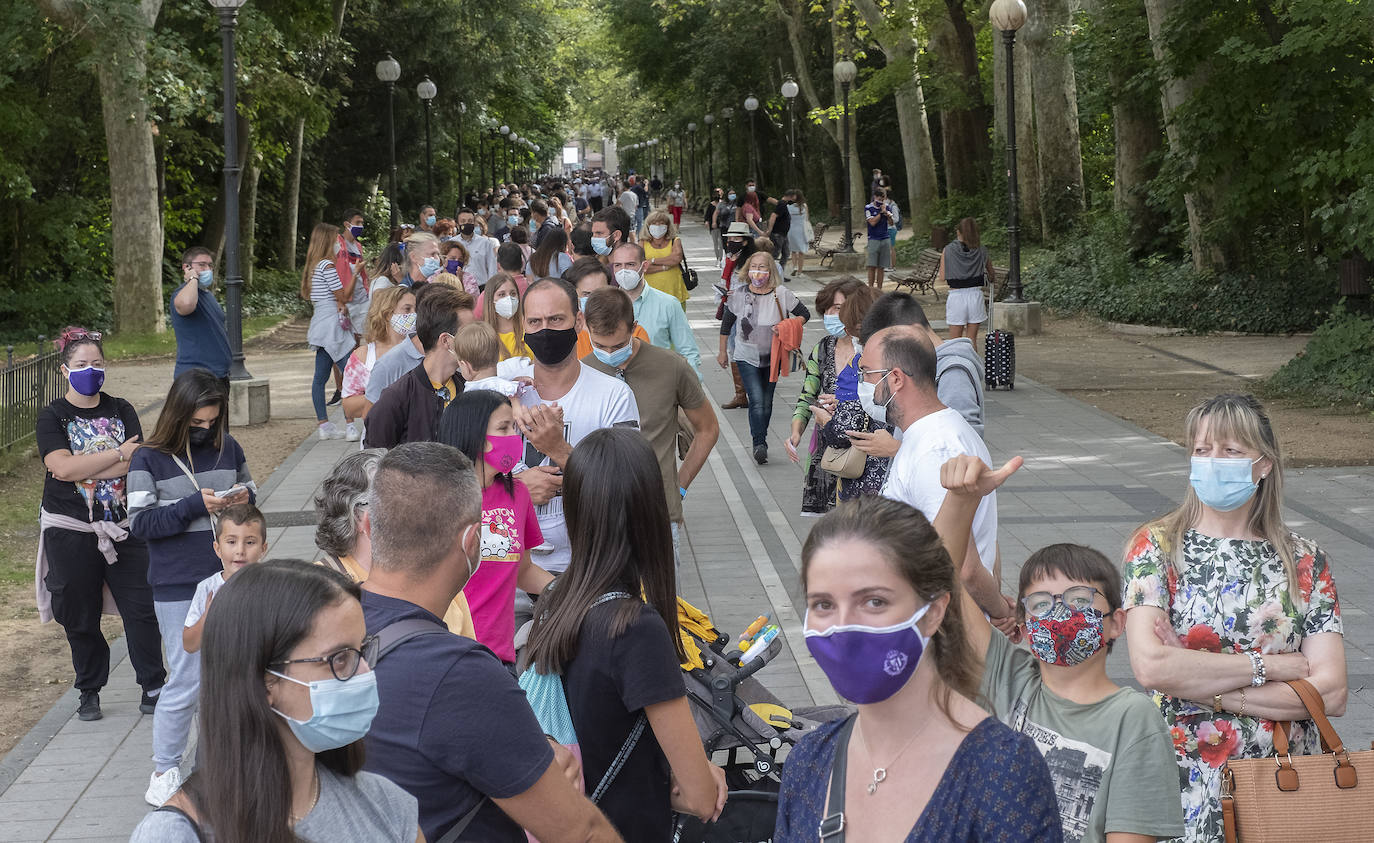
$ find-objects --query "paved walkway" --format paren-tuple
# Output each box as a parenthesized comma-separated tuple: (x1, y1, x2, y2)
(2, 224, 1372, 840)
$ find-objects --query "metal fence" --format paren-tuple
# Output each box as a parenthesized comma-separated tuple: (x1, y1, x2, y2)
(1, 336, 63, 452)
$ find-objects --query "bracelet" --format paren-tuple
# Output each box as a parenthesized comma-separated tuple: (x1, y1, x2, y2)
(1213, 693, 1223, 714)
(1239, 688, 1248, 718)
(1249, 651, 1267, 687)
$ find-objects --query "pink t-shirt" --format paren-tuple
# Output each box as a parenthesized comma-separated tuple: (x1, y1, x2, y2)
(462, 478, 544, 662)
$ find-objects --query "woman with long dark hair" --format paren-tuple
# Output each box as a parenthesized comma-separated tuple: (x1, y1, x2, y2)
(35, 326, 165, 723)
(129, 368, 256, 807)
(524, 428, 726, 841)
(775, 495, 1060, 840)
(529, 226, 573, 278)
(435, 390, 552, 664)
(129, 560, 419, 842)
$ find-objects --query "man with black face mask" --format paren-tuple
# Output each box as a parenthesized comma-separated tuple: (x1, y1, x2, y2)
(511, 277, 639, 585)
(455, 208, 496, 285)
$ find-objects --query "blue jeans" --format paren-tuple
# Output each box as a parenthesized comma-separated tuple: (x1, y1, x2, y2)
(311, 347, 347, 422)
(736, 359, 776, 448)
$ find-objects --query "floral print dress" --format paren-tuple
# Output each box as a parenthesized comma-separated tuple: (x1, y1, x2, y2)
(794, 335, 840, 514)
(1122, 528, 1342, 843)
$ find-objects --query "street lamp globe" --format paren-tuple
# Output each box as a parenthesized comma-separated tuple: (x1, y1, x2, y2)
(458, 101, 467, 114)
(205, 0, 248, 7)
(703, 113, 714, 125)
(499, 124, 510, 136)
(376, 52, 401, 83)
(721, 106, 733, 120)
(990, 0, 1028, 30)
(781, 79, 799, 99)
(743, 95, 759, 113)
(833, 60, 857, 85)
(532, 143, 539, 152)
(687, 122, 697, 133)
(416, 76, 436, 101)
(510, 132, 519, 142)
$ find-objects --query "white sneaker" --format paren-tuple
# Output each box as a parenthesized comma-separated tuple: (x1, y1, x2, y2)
(145, 768, 181, 807)
(345, 422, 360, 442)
(318, 421, 343, 440)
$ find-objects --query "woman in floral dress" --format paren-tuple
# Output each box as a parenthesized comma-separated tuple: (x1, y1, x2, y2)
(1122, 393, 1346, 843)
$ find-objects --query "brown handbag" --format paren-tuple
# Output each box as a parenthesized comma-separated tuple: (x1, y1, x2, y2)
(1221, 678, 1374, 843)
(819, 443, 866, 479)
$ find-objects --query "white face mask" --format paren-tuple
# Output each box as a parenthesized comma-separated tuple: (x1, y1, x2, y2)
(648, 224, 667, 239)
(614, 269, 642, 290)
(857, 371, 893, 424)
(494, 295, 519, 319)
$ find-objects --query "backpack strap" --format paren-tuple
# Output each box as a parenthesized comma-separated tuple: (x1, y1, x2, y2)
(154, 806, 206, 843)
(434, 797, 488, 843)
(819, 714, 857, 840)
(374, 617, 452, 662)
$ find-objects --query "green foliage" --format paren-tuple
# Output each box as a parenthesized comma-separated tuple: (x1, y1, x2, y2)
(1265, 304, 1374, 406)
(1024, 213, 1336, 334)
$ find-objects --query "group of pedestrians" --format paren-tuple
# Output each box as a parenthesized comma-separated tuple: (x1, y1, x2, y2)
(29, 166, 1352, 843)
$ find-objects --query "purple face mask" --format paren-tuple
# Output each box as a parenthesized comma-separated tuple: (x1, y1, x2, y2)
(65, 365, 105, 397)
(804, 603, 932, 704)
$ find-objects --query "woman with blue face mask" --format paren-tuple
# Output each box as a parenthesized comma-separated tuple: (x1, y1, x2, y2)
(1123, 393, 1347, 843)
(776, 495, 1061, 840)
(129, 560, 420, 843)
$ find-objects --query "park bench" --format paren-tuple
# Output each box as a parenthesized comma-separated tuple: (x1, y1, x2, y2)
(889, 248, 943, 300)
(818, 229, 864, 267)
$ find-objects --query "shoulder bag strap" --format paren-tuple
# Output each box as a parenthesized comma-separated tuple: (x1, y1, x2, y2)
(589, 712, 648, 804)
(819, 714, 857, 840)
(434, 797, 488, 843)
(375, 617, 451, 662)
(154, 806, 207, 843)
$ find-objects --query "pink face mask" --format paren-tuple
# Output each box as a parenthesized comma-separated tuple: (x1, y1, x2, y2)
(748, 269, 770, 287)
(484, 434, 523, 474)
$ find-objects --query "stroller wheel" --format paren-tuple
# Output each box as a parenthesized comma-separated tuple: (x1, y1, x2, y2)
(676, 790, 779, 843)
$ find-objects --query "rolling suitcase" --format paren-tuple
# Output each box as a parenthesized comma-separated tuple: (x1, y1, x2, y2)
(984, 277, 1015, 389)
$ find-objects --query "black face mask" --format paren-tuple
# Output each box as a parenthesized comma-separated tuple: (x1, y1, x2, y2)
(188, 427, 215, 449)
(460, 223, 476, 236)
(725, 240, 744, 255)
(523, 327, 579, 366)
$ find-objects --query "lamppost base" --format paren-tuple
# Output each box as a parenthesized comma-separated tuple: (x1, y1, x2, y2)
(992, 301, 1042, 336)
(228, 376, 271, 426)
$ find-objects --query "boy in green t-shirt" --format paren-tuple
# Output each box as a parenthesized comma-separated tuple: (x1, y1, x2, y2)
(934, 454, 1185, 843)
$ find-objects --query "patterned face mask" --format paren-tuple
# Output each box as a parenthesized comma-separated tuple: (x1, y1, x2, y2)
(1024, 602, 1105, 666)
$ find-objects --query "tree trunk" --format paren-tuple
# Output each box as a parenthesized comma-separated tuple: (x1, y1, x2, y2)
(930, 0, 992, 196)
(240, 138, 259, 288)
(1143, 0, 1223, 270)
(278, 116, 305, 271)
(849, 0, 939, 237)
(40, 0, 165, 334)
(1023, 0, 1086, 237)
(993, 28, 1043, 240)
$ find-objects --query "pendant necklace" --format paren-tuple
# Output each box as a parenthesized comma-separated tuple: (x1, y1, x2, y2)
(856, 716, 931, 795)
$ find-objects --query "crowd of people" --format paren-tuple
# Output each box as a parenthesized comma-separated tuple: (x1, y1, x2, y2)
(30, 169, 1350, 843)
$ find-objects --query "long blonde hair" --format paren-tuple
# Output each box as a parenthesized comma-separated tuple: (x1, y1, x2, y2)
(299, 223, 341, 299)
(639, 209, 677, 243)
(364, 286, 412, 344)
(482, 273, 524, 360)
(1138, 393, 1297, 598)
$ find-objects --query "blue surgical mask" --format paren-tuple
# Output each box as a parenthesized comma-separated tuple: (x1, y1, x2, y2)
(507, 215, 520, 227)
(197, 269, 213, 288)
(857, 371, 893, 424)
(420, 256, 442, 278)
(591, 236, 612, 256)
(1189, 456, 1261, 512)
(728, 193, 737, 201)
(425, 215, 437, 227)
(269, 668, 379, 753)
(593, 340, 634, 369)
(823, 314, 846, 338)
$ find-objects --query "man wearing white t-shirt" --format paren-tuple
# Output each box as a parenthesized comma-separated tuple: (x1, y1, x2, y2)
(513, 278, 640, 578)
(863, 326, 1016, 634)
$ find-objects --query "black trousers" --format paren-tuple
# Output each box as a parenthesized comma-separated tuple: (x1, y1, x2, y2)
(43, 527, 166, 692)
(589, 196, 603, 213)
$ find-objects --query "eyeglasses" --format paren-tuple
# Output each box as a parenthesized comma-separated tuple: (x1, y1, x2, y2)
(1020, 586, 1102, 619)
(66, 330, 103, 343)
(857, 366, 893, 381)
(269, 634, 378, 682)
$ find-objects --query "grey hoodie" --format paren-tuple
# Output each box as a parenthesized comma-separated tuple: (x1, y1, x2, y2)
(935, 337, 985, 436)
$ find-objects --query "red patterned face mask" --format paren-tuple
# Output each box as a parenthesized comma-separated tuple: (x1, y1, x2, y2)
(1024, 603, 1105, 666)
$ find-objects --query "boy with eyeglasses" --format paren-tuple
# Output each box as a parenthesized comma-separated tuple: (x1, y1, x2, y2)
(935, 454, 1185, 843)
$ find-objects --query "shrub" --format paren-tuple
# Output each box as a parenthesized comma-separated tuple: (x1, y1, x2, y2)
(1023, 213, 1336, 333)
(1264, 304, 1374, 405)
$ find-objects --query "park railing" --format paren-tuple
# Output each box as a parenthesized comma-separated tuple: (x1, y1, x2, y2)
(1, 336, 62, 452)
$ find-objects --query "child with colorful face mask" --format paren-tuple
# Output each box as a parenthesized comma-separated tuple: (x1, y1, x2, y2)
(936, 454, 1184, 843)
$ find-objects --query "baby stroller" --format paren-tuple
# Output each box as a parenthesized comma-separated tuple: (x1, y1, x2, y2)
(672, 600, 850, 843)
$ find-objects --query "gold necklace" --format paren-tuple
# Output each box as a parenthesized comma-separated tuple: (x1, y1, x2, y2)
(289, 768, 320, 825)
(856, 716, 932, 796)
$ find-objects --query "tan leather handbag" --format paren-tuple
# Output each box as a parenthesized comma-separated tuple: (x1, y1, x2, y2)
(1221, 678, 1374, 842)
(819, 443, 866, 479)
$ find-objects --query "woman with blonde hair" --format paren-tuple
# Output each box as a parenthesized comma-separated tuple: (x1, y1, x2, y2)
(340, 286, 416, 424)
(482, 273, 528, 360)
(639, 209, 688, 306)
(1123, 393, 1346, 842)
(301, 222, 359, 440)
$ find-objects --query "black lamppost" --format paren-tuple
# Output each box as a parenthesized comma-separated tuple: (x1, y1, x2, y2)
(833, 59, 858, 251)
(721, 107, 734, 187)
(703, 113, 714, 189)
(499, 124, 510, 184)
(510, 132, 520, 182)
(210, 0, 251, 380)
(376, 52, 401, 228)
(488, 125, 498, 191)
(456, 101, 466, 204)
(991, 0, 1028, 303)
(743, 95, 759, 182)
(781, 78, 799, 186)
(687, 122, 697, 197)
(416, 76, 436, 205)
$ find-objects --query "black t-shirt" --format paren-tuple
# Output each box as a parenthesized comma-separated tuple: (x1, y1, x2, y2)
(772, 200, 793, 235)
(36, 394, 142, 522)
(563, 599, 686, 842)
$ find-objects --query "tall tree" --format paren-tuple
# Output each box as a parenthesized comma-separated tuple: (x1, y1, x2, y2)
(38, 0, 165, 333)
(1023, 0, 1085, 236)
(926, 0, 992, 197)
